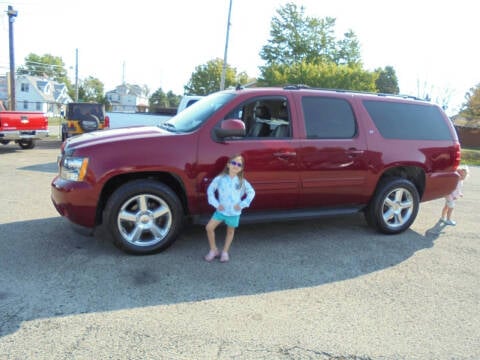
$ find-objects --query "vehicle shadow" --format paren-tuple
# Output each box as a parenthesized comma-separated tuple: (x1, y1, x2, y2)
(0, 214, 435, 337)
(18, 162, 58, 173)
(0, 139, 61, 154)
(0, 145, 19, 154)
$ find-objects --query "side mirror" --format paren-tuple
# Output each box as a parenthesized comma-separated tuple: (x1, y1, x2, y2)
(215, 118, 245, 138)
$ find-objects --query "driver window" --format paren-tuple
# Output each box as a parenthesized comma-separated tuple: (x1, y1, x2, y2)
(226, 97, 291, 139)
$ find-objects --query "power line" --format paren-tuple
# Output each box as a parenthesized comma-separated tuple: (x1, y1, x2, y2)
(23, 60, 67, 68)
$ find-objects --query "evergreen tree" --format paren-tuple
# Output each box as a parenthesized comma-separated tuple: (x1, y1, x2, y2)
(375, 66, 400, 94)
(258, 2, 377, 91)
(260, 3, 361, 67)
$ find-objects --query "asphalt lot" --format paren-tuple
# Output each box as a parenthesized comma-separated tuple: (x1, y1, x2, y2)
(0, 138, 479, 360)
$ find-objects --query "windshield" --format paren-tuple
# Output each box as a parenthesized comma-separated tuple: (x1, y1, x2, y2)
(160, 92, 235, 132)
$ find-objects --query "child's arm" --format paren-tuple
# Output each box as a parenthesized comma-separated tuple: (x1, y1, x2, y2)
(239, 179, 255, 209)
(207, 176, 220, 209)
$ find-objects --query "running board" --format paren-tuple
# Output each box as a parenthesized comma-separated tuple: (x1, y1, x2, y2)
(191, 206, 364, 225)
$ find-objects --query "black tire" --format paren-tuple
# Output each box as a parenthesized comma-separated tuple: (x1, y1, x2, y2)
(61, 124, 68, 142)
(364, 177, 419, 234)
(104, 180, 184, 254)
(18, 140, 35, 149)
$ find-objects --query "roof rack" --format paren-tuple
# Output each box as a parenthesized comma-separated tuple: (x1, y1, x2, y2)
(282, 84, 425, 101)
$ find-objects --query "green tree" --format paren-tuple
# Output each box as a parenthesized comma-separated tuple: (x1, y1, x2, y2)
(148, 88, 181, 112)
(258, 61, 376, 91)
(166, 91, 181, 108)
(375, 66, 400, 94)
(78, 76, 104, 103)
(258, 2, 372, 91)
(184, 58, 249, 95)
(460, 83, 480, 120)
(149, 87, 168, 108)
(335, 29, 362, 66)
(17, 53, 71, 88)
(260, 3, 361, 66)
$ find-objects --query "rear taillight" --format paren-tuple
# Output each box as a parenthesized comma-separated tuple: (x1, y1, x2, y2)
(104, 115, 110, 129)
(453, 142, 461, 169)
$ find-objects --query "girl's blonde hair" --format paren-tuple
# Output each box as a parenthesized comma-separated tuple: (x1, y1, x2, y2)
(222, 154, 245, 185)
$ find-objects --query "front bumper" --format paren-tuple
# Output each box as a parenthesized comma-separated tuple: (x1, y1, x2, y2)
(51, 176, 98, 228)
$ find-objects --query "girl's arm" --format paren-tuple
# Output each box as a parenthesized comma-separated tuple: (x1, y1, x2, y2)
(239, 179, 255, 209)
(207, 176, 220, 208)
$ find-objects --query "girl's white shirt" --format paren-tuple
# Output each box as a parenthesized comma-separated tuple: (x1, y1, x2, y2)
(207, 174, 255, 216)
(447, 180, 464, 201)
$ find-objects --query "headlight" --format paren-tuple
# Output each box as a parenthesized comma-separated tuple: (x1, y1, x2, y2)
(59, 156, 89, 181)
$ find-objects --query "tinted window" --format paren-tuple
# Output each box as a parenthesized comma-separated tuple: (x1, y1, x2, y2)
(67, 103, 105, 121)
(302, 97, 356, 138)
(363, 100, 452, 140)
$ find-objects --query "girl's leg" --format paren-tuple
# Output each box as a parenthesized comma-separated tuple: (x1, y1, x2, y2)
(223, 226, 235, 253)
(446, 207, 454, 220)
(206, 218, 222, 251)
(441, 204, 448, 219)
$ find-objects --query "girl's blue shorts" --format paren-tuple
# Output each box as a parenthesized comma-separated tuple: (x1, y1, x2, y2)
(212, 211, 240, 228)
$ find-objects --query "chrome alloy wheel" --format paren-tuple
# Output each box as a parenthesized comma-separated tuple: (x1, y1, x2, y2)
(117, 194, 172, 248)
(381, 187, 414, 229)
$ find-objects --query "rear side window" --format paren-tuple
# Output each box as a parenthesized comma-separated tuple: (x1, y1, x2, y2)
(302, 97, 356, 138)
(363, 100, 452, 140)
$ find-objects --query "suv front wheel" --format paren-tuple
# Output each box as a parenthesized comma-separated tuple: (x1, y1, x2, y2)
(365, 177, 419, 234)
(104, 180, 183, 254)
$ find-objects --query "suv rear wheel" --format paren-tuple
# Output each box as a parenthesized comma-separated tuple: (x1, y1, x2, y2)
(104, 180, 183, 254)
(365, 177, 419, 234)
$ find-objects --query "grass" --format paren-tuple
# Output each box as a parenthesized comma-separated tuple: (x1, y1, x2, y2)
(461, 148, 480, 166)
(48, 117, 63, 126)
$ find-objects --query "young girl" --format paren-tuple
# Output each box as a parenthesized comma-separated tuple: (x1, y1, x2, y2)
(204, 154, 255, 262)
(440, 165, 469, 226)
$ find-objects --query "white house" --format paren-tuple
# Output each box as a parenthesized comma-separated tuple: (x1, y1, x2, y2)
(105, 83, 149, 113)
(0, 74, 72, 116)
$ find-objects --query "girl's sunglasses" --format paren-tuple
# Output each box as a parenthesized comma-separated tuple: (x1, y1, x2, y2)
(230, 160, 243, 168)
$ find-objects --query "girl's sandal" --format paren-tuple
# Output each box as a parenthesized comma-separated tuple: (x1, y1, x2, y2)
(220, 251, 229, 263)
(204, 249, 220, 262)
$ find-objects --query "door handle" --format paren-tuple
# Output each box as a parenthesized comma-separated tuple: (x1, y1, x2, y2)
(273, 151, 296, 158)
(347, 148, 364, 158)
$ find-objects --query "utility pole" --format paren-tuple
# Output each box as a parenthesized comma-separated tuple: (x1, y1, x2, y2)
(75, 48, 79, 102)
(220, 0, 232, 91)
(8, 5, 18, 110)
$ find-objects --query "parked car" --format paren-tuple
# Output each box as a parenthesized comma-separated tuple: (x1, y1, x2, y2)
(51, 86, 461, 254)
(61, 102, 109, 141)
(0, 100, 48, 149)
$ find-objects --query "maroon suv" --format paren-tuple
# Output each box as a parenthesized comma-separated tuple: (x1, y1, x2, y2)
(51, 86, 461, 254)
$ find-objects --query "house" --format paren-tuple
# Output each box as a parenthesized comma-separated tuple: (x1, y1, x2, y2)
(105, 83, 149, 113)
(0, 74, 72, 116)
